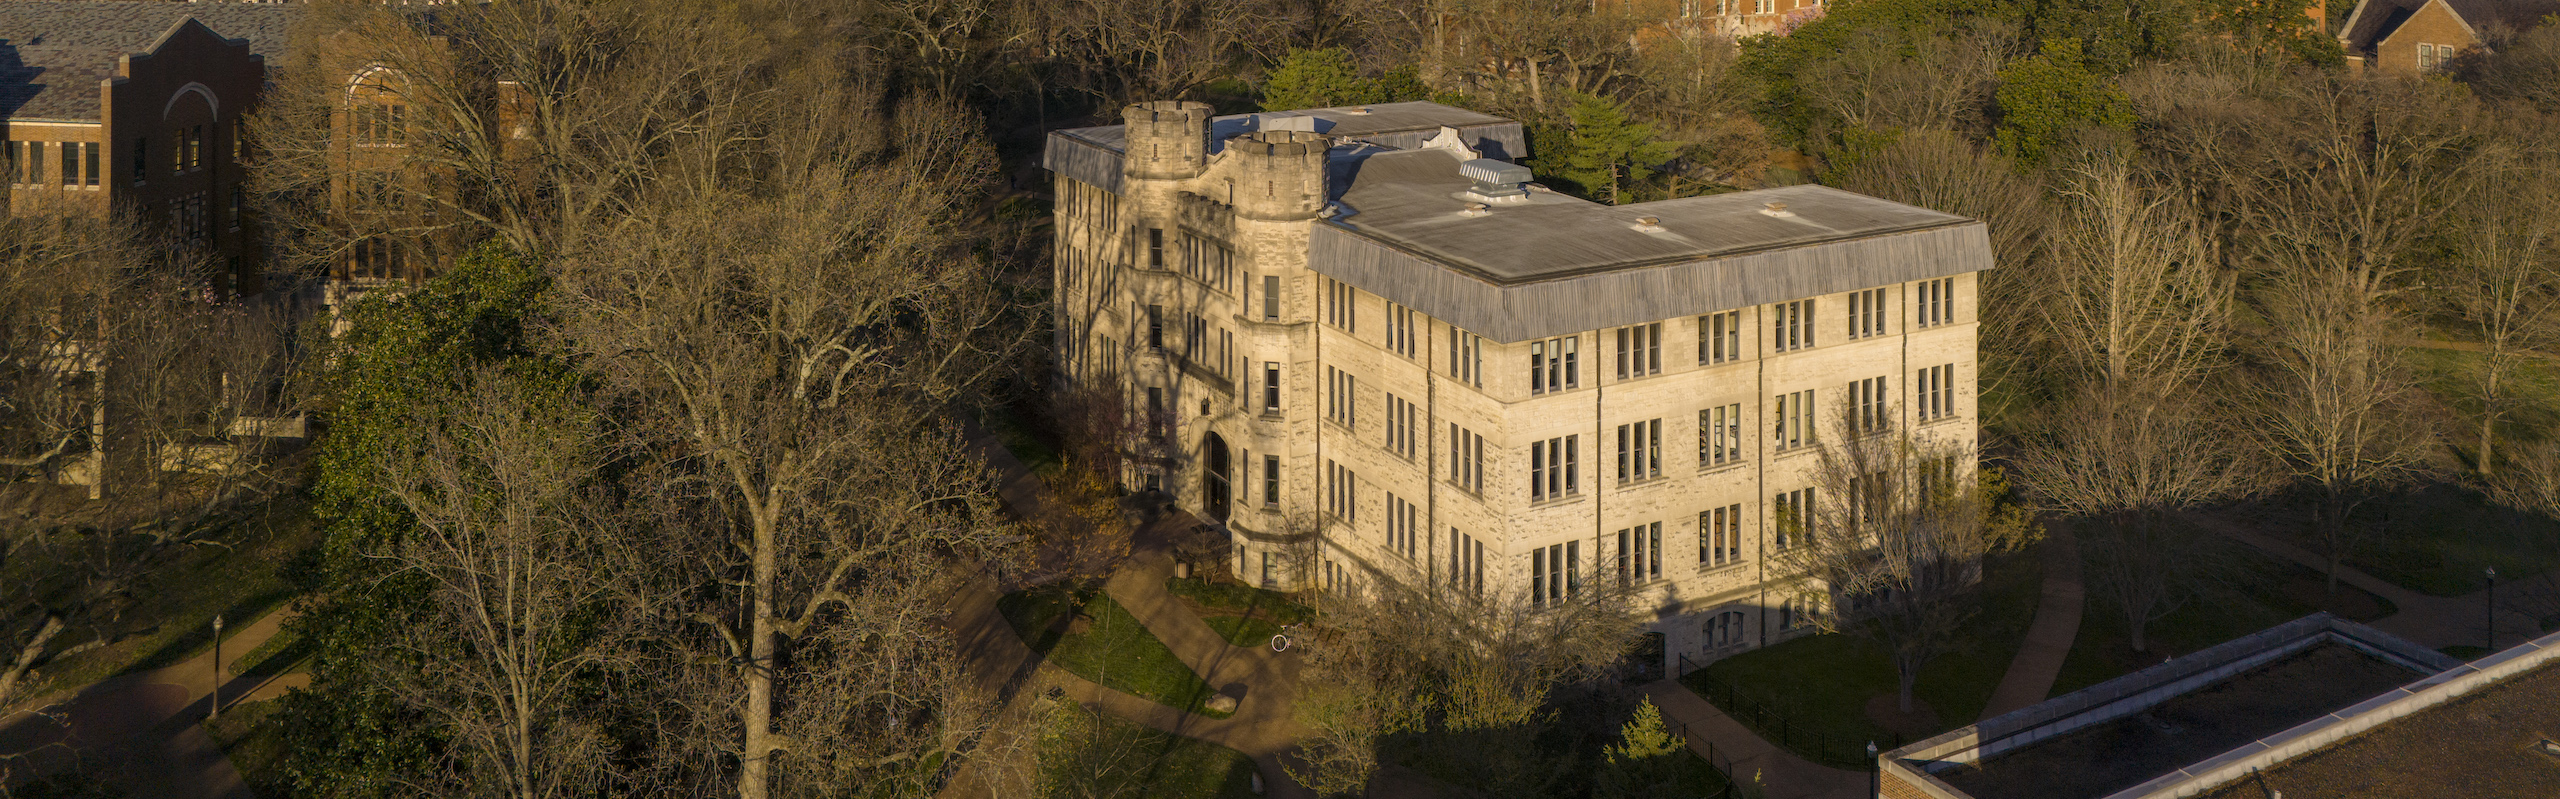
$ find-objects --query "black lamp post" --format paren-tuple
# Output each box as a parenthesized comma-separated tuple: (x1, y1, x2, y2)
(2486, 567, 2498, 653)
(209, 614, 224, 721)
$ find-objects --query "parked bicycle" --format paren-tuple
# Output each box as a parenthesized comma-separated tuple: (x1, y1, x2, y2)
(1271, 623, 1302, 652)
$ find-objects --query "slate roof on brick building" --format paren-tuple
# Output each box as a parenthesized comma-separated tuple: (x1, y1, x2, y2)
(2340, 0, 2560, 53)
(0, 1, 296, 122)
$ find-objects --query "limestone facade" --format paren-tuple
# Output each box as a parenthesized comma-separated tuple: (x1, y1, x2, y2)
(1046, 100, 1986, 670)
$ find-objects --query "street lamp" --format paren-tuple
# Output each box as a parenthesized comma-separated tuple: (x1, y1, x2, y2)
(209, 614, 224, 721)
(2486, 567, 2498, 653)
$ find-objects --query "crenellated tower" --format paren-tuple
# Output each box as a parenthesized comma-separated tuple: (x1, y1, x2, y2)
(1120, 100, 1213, 181)
(1225, 130, 1330, 222)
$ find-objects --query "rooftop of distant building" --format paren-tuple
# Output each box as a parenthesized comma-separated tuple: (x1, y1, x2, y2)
(0, 1, 296, 122)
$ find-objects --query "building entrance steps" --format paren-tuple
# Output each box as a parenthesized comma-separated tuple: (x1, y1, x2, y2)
(1979, 524, 2086, 719)
(2184, 512, 2558, 651)
(1641, 679, 1871, 799)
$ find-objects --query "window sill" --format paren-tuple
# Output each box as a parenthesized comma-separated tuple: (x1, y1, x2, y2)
(1918, 415, 1966, 429)
(1698, 459, 1749, 476)
(1773, 446, 1818, 459)
(1527, 493, 1585, 508)
(1697, 560, 1750, 577)
(1615, 474, 1669, 489)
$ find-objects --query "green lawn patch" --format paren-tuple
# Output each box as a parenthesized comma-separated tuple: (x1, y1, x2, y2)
(17, 495, 324, 699)
(999, 587, 1231, 718)
(1683, 550, 2043, 766)
(1166, 577, 1312, 648)
(2340, 484, 2560, 597)
(980, 405, 1063, 477)
(1202, 615, 1285, 650)
(1037, 700, 1260, 798)
(2053, 545, 2398, 696)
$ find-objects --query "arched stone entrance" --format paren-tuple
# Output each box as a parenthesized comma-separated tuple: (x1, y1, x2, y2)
(1203, 432, 1232, 522)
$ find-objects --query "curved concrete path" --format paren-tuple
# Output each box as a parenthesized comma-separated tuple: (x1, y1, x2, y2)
(0, 606, 307, 797)
(1978, 524, 2085, 719)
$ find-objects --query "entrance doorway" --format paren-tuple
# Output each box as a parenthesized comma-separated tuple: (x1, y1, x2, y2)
(1203, 432, 1232, 521)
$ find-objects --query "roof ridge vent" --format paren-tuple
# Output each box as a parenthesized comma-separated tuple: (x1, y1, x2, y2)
(1760, 201, 1794, 218)
(1460, 158, 1531, 199)
(1460, 202, 1491, 218)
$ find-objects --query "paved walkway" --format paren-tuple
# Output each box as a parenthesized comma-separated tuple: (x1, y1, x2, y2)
(0, 606, 307, 797)
(1642, 680, 1869, 799)
(2187, 513, 2556, 650)
(943, 419, 1314, 798)
(1979, 524, 2085, 719)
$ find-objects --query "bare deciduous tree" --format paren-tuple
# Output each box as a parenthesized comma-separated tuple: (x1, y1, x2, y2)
(1774, 421, 2032, 713)
(1795, 24, 2013, 137)
(1290, 570, 1639, 798)
(551, 80, 1021, 798)
(2437, 136, 2560, 475)
(2013, 387, 2258, 651)
(371, 369, 625, 799)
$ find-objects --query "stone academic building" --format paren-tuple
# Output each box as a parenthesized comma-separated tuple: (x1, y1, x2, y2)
(1041, 100, 1991, 668)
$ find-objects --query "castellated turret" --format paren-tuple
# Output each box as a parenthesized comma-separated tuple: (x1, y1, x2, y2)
(1227, 130, 1330, 222)
(1121, 100, 1213, 181)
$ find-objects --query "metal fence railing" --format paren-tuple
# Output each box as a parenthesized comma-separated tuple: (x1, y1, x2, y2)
(1676, 653, 1900, 775)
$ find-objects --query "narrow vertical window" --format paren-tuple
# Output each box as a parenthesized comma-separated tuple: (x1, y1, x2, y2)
(1264, 455, 1281, 505)
(81, 143, 97, 187)
(58, 142, 75, 187)
(1263, 363, 1281, 412)
(1264, 275, 1281, 320)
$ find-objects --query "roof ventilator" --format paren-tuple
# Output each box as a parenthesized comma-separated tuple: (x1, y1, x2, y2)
(1460, 158, 1532, 200)
(1760, 201, 1794, 218)
(1460, 202, 1491, 218)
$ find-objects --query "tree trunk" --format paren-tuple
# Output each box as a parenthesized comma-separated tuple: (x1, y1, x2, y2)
(741, 502, 778, 799)
(1525, 57, 1545, 110)
(1896, 662, 1918, 714)
(0, 615, 66, 705)
(2320, 488, 2345, 598)
(2127, 612, 2149, 653)
(2481, 366, 2502, 476)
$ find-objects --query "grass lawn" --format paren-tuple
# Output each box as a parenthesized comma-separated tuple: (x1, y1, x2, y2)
(998, 587, 1232, 718)
(16, 494, 324, 701)
(1038, 700, 1260, 798)
(205, 695, 292, 795)
(1683, 549, 2044, 767)
(1165, 577, 1312, 648)
(2053, 545, 2398, 696)
(980, 404, 1064, 477)
(2341, 484, 2560, 597)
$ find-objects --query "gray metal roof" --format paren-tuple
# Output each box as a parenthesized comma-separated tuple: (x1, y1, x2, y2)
(1328, 147, 1977, 283)
(0, 1, 296, 122)
(1042, 100, 1528, 194)
(1310, 147, 1992, 342)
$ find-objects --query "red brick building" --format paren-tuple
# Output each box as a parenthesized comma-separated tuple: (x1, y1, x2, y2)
(2337, 0, 2560, 72)
(0, 2, 294, 294)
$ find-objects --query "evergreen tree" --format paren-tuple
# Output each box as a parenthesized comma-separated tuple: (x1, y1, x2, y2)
(1598, 699, 1693, 799)
(1992, 39, 2136, 167)
(1263, 48, 1376, 111)
(1559, 94, 1681, 205)
(1261, 48, 1431, 112)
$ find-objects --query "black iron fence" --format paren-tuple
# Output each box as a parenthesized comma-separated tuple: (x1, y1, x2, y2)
(1676, 654, 1902, 774)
